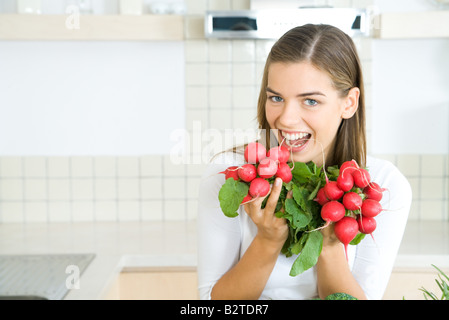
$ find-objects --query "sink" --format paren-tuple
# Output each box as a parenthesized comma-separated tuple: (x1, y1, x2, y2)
(0, 254, 95, 300)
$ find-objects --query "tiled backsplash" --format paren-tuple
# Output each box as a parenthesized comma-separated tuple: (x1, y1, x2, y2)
(0, 0, 448, 223)
(0, 156, 205, 222)
(373, 154, 449, 221)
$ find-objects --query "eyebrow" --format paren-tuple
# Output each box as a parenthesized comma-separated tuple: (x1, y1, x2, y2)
(266, 87, 326, 97)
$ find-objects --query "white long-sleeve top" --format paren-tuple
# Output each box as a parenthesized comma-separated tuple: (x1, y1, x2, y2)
(197, 152, 412, 300)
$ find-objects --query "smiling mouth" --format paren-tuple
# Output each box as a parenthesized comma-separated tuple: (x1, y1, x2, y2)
(280, 130, 312, 148)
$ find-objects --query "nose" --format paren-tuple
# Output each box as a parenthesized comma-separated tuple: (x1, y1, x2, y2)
(278, 99, 303, 128)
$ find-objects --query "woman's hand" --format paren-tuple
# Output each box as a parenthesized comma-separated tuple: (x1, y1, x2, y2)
(317, 221, 367, 300)
(243, 177, 288, 250)
(211, 177, 289, 300)
(320, 222, 341, 248)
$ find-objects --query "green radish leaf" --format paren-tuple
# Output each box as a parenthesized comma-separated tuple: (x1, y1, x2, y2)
(291, 162, 312, 184)
(283, 180, 294, 191)
(285, 198, 311, 230)
(289, 231, 323, 276)
(218, 178, 249, 218)
(350, 232, 366, 245)
(275, 210, 293, 225)
(290, 232, 308, 255)
(308, 180, 322, 201)
(281, 230, 294, 257)
(292, 184, 312, 214)
(327, 165, 340, 179)
(306, 161, 318, 174)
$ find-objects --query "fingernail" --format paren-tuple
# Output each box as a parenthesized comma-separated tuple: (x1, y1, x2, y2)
(275, 178, 282, 187)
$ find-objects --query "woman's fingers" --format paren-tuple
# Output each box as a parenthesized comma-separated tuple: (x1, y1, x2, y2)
(263, 177, 283, 214)
(243, 193, 265, 215)
(243, 177, 289, 243)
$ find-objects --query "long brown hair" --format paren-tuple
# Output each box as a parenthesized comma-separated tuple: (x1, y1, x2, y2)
(257, 24, 366, 168)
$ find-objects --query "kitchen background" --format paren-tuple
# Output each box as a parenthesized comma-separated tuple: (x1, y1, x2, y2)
(0, 0, 448, 225)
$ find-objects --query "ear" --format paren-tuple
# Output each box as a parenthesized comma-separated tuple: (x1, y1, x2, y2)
(341, 87, 360, 119)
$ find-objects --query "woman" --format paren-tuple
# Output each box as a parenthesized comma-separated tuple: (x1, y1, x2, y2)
(197, 24, 412, 300)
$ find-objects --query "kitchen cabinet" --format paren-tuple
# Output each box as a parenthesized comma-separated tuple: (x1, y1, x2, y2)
(0, 14, 184, 41)
(374, 11, 449, 39)
(104, 267, 199, 300)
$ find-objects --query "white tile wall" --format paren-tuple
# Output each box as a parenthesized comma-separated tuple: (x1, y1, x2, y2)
(375, 154, 449, 221)
(0, 0, 447, 223)
(0, 155, 202, 223)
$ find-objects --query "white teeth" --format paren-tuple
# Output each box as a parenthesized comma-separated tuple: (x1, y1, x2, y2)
(281, 131, 309, 141)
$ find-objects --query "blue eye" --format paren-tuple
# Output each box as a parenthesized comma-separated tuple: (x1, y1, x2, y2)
(305, 99, 318, 106)
(269, 96, 283, 103)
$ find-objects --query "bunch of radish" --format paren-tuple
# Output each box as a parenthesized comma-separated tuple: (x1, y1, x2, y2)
(315, 159, 387, 261)
(218, 142, 388, 267)
(220, 142, 293, 202)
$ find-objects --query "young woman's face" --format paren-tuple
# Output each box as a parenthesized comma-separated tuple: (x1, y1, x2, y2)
(265, 61, 358, 167)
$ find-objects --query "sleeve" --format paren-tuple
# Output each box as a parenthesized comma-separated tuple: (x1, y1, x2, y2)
(351, 160, 412, 300)
(196, 153, 243, 300)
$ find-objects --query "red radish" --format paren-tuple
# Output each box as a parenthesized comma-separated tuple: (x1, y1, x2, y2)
(363, 182, 386, 202)
(340, 160, 359, 175)
(342, 192, 362, 211)
(337, 172, 354, 192)
(238, 164, 257, 182)
(357, 215, 377, 234)
(249, 178, 270, 198)
(334, 216, 359, 261)
(267, 146, 290, 163)
(360, 199, 382, 218)
(241, 193, 252, 204)
(244, 142, 266, 164)
(275, 162, 292, 183)
(320, 201, 346, 229)
(352, 168, 371, 188)
(338, 161, 358, 191)
(257, 158, 278, 179)
(314, 187, 329, 206)
(324, 181, 344, 201)
(221, 166, 239, 181)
